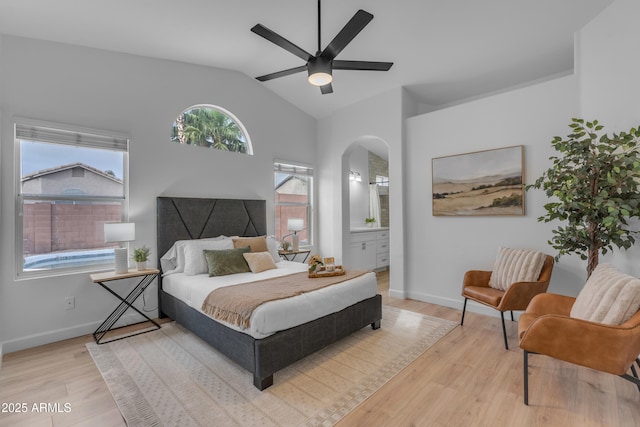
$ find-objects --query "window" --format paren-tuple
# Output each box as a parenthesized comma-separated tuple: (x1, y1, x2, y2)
(171, 104, 252, 154)
(376, 175, 389, 187)
(15, 120, 129, 276)
(274, 161, 314, 248)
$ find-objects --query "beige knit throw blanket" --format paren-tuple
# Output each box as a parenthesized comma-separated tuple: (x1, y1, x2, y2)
(201, 270, 369, 328)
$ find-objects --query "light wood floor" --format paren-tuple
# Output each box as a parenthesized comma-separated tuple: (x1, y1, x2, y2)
(1, 270, 639, 426)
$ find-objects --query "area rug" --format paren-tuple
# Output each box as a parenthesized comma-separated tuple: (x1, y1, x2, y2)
(87, 306, 457, 427)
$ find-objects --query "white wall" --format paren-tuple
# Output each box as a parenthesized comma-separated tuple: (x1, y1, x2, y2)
(577, 0, 640, 277)
(405, 75, 582, 316)
(316, 87, 406, 298)
(0, 34, 4, 365)
(400, 0, 640, 317)
(578, 0, 640, 132)
(0, 36, 316, 352)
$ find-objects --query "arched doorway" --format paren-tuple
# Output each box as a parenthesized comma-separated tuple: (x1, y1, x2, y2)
(341, 137, 390, 283)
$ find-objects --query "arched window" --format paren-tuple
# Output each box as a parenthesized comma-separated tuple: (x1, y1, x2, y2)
(171, 104, 252, 154)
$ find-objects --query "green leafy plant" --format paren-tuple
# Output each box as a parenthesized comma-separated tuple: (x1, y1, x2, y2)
(527, 118, 640, 277)
(132, 245, 151, 262)
(281, 240, 292, 251)
(365, 217, 376, 224)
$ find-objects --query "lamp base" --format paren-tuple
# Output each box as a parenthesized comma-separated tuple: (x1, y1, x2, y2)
(114, 247, 129, 274)
(292, 234, 300, 252)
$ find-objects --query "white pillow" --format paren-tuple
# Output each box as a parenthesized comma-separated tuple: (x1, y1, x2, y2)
(183, 238, 235, 276)
(160, 236, 229, 276)
(488, 247, 546, 291)
(266, 235, 281, 263)
(570, 263, 640, 325)
(160, 243, 179, 274)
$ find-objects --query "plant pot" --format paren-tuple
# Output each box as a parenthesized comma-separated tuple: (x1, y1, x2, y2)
(136, 261, 147, 271)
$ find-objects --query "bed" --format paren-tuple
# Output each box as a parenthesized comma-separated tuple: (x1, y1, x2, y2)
(156, 196, 382, 390)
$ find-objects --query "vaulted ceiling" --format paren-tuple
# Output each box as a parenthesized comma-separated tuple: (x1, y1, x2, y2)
(0, 0, 613, 118)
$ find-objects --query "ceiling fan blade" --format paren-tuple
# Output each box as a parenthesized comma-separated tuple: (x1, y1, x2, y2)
(251, 24, 313, 62)
(320, 83, 333, 94)
(256, 65, 307, 82)
(333, 60, 393, 71)
(320, 10, 373, 60)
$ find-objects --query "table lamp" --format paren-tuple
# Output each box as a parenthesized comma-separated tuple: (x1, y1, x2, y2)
(104, 222, 135, 274)
(287, 218, 305, 251)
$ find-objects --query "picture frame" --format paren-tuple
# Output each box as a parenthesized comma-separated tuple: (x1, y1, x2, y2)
(432, 145, 524, 216)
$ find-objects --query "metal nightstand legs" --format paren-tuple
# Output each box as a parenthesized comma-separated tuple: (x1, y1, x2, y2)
(93, 273, 161, 344)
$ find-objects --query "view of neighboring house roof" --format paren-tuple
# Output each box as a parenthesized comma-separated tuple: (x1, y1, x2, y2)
(21, 162, 122, 183)
(275, 175, 308, 195)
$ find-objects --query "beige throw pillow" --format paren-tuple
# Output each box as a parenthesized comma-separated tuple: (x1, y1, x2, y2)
(232, 236, 268, 253)
(488, 247, 546, 291)
(243, 251, 278, 273)
(570, 263, 640, 325)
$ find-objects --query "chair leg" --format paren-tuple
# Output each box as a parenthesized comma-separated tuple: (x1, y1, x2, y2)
(501, 311, 509, 350)
(461, 298, 468, 325)
(524, 353, 640, 406)
(523, 350, 529, 405)
(620, 373, 640, 393)
(510, 310, 514, 321)
(630, 364, 640, 393)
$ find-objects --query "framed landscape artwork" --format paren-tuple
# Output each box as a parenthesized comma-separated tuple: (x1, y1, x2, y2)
(432, 145, 524, 216)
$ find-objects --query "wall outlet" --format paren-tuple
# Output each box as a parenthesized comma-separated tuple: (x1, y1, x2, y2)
(65, 296, 75, 310)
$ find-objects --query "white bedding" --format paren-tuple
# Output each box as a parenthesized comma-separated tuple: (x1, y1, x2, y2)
(162, 260, 378, 339)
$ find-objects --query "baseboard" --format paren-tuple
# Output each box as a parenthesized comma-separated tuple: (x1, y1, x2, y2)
(388, 288, 406, 299)
(404, 290, 516, 320)
(2, 313, 154, 354)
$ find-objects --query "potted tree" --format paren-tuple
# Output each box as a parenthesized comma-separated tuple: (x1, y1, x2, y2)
(132, 245, 151, 271)
(528, 118, 640, 278)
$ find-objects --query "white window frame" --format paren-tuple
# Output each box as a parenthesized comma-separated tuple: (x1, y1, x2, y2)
(171, 104, 253, 155)
(14, 118, 130, 279)
(274, 160, 314, 248)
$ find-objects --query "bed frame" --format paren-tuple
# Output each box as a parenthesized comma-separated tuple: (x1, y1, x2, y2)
(156, 197, 382, 390)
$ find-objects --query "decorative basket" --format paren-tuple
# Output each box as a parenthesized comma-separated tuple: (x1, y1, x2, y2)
(308, 265, 346, 278)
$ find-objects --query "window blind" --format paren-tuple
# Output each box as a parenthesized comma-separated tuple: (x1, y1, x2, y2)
(15, 123, 128, 152)
(274, 161, 313, 176)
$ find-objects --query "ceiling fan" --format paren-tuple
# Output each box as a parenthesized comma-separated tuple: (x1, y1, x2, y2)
(250, 0, 393, 94)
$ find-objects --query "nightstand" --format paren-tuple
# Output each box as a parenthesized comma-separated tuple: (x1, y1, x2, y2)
(90, 268, 161, 344)
(278, 249, 311, 262)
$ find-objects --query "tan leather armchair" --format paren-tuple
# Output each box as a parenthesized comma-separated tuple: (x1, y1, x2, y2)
(460, 255, 554, 349)
(518, 293, 640, 405)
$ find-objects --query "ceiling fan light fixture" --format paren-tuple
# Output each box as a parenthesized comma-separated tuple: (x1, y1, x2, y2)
(308, 72, 332, 86)
(307, 57, 332, 86)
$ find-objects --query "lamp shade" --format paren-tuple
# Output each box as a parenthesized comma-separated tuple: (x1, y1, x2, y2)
(287, 218, 305, 232)
(104, 222, 136, 243)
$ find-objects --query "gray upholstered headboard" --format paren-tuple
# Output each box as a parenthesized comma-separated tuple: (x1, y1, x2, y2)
(156, 197, 267, 268)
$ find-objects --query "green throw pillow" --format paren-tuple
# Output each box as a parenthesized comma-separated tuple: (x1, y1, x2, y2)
(204, 246, 251, 277)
